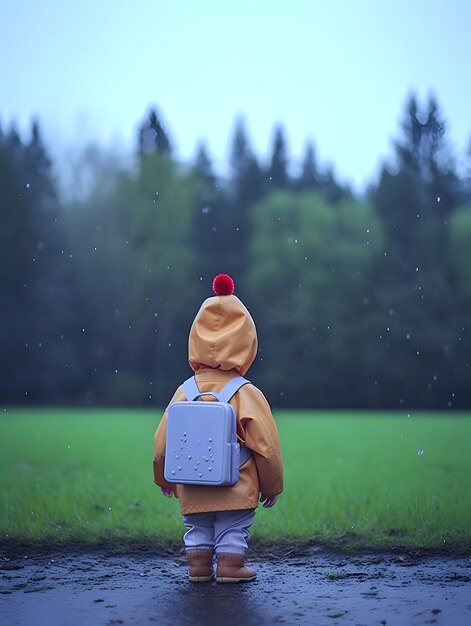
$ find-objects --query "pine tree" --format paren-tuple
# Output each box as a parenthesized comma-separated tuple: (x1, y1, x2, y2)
(0, 121, 68, 403)
(0, 125, 35, 402)
(424, 97, 459, 220)
(298, 142, 321, 191)
(322, 165, 346, 204)
(395, 95, 458, 219)
(268, 124, 289, 189)
(190, 142, 228, 289)
(372, 94, 460, 408)
(138, 108, 172, 156)
(227, 118, 264, 291)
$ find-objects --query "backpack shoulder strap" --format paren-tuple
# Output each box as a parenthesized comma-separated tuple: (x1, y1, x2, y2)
(219, 376, 253, 466)
(218, 376, 250, 403)
(182, 376, 200, 402)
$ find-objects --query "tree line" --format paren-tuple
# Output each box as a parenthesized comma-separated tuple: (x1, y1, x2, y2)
(1, 95, 471, 409)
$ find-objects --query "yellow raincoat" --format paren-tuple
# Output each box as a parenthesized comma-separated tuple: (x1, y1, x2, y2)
(153, 292, 284, 514)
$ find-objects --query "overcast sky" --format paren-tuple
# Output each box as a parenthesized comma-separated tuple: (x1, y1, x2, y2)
(1, 0, 470, 190)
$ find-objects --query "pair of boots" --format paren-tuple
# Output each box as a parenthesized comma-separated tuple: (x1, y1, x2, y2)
(187, 551, 256, 583)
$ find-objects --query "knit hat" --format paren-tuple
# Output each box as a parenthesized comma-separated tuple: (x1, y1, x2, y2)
(188, 274, 258, 375)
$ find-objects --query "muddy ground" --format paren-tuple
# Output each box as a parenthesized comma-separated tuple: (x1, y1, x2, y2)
(1, 544, 470, 626)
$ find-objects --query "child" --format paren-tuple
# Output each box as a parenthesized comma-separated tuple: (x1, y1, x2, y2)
(153, 274, 283, 583)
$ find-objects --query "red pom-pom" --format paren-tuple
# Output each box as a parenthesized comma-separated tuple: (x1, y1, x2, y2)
(212, 274, 235, 296)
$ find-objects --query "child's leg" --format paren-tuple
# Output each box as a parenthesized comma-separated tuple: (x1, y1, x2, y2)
(182, 512, 216, 583)
(214, 509, 255, 555)
(214, 509, 257, 583)
(182, 511, 216, 552)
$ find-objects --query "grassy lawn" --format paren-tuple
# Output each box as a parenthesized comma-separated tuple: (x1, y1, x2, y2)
(1, 409, 470, 551)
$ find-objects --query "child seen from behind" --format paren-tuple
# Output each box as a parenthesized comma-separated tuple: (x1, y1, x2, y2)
(153, 274, 283, 583)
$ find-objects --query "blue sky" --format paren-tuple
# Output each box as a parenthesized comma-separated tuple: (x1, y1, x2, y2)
(1, 0, 470, 190)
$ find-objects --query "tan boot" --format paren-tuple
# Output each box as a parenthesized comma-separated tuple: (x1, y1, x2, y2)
(216, 553, 256, 583)
(187, 550, 214, 582)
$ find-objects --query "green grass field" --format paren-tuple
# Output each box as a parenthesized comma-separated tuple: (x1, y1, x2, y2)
(1, 409, 470, 551)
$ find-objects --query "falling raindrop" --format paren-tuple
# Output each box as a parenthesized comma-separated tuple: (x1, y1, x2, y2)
(417, 448, 424, 456)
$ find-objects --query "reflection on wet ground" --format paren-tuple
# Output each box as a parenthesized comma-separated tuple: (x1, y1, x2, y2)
(1, 546, 470, 625)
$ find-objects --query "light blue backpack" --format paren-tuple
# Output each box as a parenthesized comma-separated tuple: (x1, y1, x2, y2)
(164, 376, 253, 486)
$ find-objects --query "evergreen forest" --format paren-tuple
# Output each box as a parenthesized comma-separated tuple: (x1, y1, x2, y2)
(1, 95, 471, 409)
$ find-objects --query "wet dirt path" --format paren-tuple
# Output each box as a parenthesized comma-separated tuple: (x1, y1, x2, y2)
(1, 547, 470, 626)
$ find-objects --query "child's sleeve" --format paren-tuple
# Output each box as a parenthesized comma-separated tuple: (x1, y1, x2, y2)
(238, 385, 284, 497)
(153, 386, 185, 489)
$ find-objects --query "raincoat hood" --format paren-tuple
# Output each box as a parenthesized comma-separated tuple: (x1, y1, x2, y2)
(188, 291, 258, 376)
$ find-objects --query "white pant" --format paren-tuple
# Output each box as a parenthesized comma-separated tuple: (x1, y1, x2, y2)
(182, 509, 255, 555)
